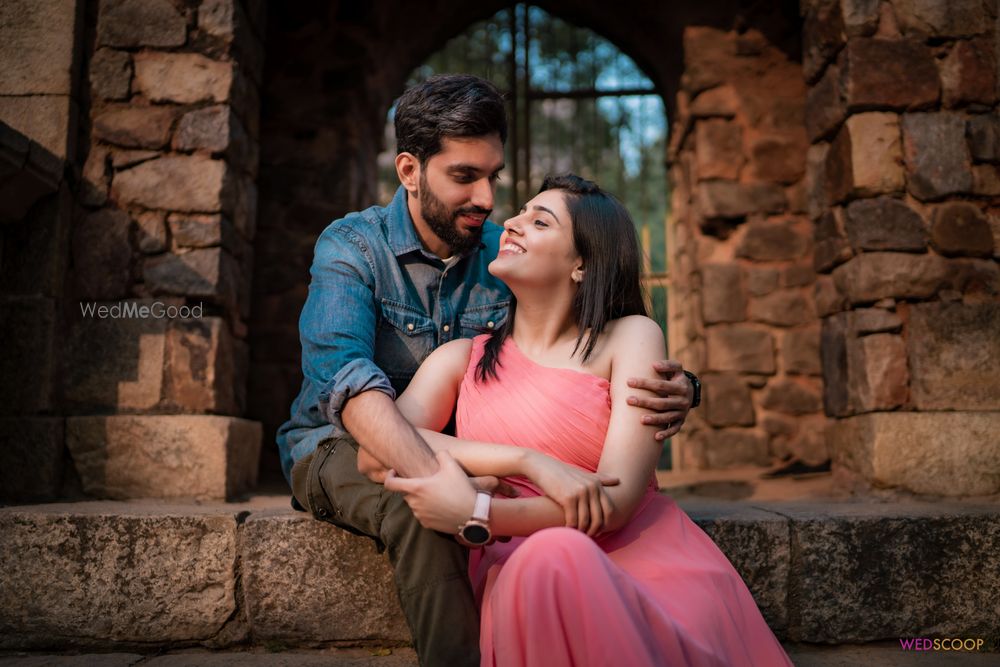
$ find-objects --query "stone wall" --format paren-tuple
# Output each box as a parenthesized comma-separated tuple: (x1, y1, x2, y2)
(64, 0, 266, 499)
(667, 24, 826, 471)
(801, 0, 1000, 496)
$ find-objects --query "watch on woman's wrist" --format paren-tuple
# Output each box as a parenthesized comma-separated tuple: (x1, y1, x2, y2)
(456, 490, 493, 548)
(683, 370, 701, 409)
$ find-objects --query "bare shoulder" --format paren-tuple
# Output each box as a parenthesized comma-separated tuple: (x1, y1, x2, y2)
(607, 315, 665, 348)
(425, 337, 474, 372)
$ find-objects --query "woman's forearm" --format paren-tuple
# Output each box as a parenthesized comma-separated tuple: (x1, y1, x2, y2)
(416, 428, 534, 477)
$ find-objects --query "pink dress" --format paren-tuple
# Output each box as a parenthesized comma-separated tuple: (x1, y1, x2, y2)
(456, 336, 794, 667)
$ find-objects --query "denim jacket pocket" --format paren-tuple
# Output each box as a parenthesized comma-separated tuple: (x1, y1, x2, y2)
(376, 299, 435, 384)
(458, 300, 509, 338)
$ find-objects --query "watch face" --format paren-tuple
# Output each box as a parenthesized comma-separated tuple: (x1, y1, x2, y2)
(461, 523, 490, 545)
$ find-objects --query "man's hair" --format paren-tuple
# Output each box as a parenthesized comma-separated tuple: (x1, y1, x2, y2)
(476, 174, 648, 382)
(394, 74, 508, 163)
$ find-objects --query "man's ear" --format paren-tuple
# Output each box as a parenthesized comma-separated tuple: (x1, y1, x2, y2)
(396, 152, 420, 194)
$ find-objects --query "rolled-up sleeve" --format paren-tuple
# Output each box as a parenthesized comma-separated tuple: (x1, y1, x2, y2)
(299, 226, 395, 431)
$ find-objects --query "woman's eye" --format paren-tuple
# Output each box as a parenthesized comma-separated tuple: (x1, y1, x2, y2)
(534, 220, 548, 227)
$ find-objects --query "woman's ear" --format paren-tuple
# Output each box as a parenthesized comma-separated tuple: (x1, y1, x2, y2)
(571, 262, 585, 284)
(396, 153, 420, 193)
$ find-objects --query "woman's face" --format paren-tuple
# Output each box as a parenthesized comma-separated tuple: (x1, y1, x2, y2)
(489, 189, 582, 287)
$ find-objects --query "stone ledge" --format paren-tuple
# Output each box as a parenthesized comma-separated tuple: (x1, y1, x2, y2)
(0, 499, 997, 650)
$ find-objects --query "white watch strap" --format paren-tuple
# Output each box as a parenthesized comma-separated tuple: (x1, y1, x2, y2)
(471, 491, 492, 522)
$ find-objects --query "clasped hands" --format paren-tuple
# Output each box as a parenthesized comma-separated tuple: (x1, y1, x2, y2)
(381, 449, 619, 537)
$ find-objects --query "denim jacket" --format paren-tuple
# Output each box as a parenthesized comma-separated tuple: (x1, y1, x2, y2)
(277, 186, 511, 481)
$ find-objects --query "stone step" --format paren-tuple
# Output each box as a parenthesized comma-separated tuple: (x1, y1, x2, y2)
(1, 498, 997, 651)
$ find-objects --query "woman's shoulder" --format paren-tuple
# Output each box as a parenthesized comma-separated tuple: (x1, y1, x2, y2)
(606, 315, 664, 343)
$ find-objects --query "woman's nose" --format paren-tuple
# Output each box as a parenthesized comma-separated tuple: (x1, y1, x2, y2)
(503, 215, 522, 234)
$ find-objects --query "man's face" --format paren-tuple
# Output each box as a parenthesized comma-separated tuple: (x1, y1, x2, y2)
(416, 135, 505, 256)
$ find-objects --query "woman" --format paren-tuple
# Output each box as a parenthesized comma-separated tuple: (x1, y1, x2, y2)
(383, 175, 793, 666)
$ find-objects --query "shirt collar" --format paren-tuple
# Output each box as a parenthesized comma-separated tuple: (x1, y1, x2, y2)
(386, 184, 487, 260)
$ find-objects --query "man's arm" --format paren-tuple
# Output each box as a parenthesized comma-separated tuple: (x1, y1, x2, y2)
(627, 360, 697, 440)
(300, 225, 437, 477)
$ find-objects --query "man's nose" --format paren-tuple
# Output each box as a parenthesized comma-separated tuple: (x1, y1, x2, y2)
(470, 177, 494, 211)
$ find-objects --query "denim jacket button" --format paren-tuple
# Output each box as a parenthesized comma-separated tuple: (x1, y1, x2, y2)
(443, 324, 450, 332)
(487, 321, 495, 329)
(406, 322, 415, 331)
(317, 508, 329, 518)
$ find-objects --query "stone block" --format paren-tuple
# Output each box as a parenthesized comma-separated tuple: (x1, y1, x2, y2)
(134, 53, 233, 104)
(902, 112, 973, 201)
(761, 378, 823, 415)
(803, 0, 846, 83)
(814, 275, 847, 317)
(831, 252, 949, 303)
(163, 317, 245, 414)
(972, 163, 1000, 196)
(706, 325, 775, 374)
(0, 0, 80, 96)
(93, 105, 178, 149)
(696, 181, 786, 219)
(843, 196, 927, 252)
(64, 301, 170, 411)
(736, 219, 809, 261)
(831, 412, 1000, 496)
(749, 290, 815, 327)
(110, 148, 159, 169)
(0, 94, 75, 160)
(0, 297, 56, 415)
(71, 208, 131, 300)
(678, 501, 790, 632)
(682, 26, 734, 95)
(779, 501, 1000, 642)
(694, 119, 742, 180)
(781, 326, 821, 375)
(702, 373, 755, 427)
(853, 307, 901, 334)
(0, 502, 240, 646)
(930, 202, 993, 257)
(66, 415, 261, 500)
(80, 143, 109, 206)
(749, 134, 806, 185)
(143, 247, 240, 309)
(839, 0, 881, 36)
(894, 0, 991, 38)
(97, 0, 186, 48)
(112, 155, 226, 212)
(781, 263, 814, 288)
(825, 112, 905, 202)
(689, 85, 738, 118)
(746, 268, 779, 296)
(0, 417, 64, 502)
(806, 142, 829, 220)
(241, 511, 409, 643)
(842, 38, 940, 111)
(89, 48, 131, 101)
(135, 210, 167, 254)
(806, 65, 845, 142)
(848, 332, 909, 411)
(967, 113, 1000, 163)
(941, 38, 997, 108)
(702, 429, 770, 467)
(908, 301, 1000, 411)
(169, 213, 236, 249)
(700, 263, 745, 324)
(820, 312, 850, 416)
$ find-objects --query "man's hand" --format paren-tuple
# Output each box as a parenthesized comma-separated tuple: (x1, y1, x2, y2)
(523, 451, 619, 536)
(384, 451, 478, 533)
(627, 359, 694, 441)
(357, 446, 391, 483)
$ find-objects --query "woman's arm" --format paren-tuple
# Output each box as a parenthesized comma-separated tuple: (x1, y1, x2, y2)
(386, 317, 666, 537)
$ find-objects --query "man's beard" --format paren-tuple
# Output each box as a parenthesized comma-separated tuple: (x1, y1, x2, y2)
(418, 172, 490, 256)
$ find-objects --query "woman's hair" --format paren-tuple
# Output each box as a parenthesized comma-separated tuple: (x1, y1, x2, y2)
(476, 173, 647, 382)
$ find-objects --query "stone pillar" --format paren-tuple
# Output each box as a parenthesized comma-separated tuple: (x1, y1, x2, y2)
(803, 0, 1000, 496)
(668, 25, 827, 470)
(66, 0, 268, 500)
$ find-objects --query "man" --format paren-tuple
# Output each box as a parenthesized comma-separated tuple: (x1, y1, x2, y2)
(278, 74, 698, 666)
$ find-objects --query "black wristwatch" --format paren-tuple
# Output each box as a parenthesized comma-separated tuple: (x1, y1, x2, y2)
(683, 370, 701, 409)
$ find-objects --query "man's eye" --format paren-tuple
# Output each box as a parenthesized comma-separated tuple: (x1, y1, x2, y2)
(490, 173, 502, 183)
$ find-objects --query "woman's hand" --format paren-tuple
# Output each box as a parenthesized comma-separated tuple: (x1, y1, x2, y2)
(523, 451, 619, 536)
(384, 451, 478, 534)
(627, 359, 694, 440)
